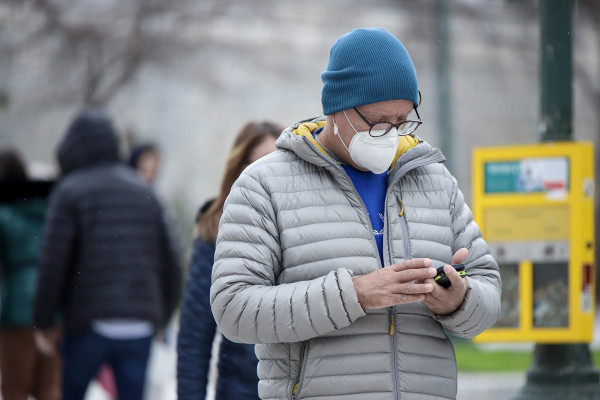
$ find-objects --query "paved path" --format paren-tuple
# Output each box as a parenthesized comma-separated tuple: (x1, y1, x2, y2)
(458, 372, 524, 400)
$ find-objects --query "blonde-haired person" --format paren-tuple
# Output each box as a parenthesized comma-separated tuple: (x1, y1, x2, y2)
(177, 120, 283, 400)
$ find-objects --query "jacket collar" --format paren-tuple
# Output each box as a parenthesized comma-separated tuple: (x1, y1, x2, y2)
(277, 117, 445, 177)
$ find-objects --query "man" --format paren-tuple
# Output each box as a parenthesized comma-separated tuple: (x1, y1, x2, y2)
(210, 28, 501, 400)
(33, 110, 182, 400)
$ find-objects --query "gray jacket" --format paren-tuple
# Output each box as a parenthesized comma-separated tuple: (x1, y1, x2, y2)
(211, 117, 501, 400)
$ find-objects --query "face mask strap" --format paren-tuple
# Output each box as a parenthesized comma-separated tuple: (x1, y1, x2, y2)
(333, 118, 352, 154)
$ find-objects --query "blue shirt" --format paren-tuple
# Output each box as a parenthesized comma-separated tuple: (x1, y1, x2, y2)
(341, 165, 388, 263)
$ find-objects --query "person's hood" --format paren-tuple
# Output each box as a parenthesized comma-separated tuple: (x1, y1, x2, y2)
(276, 116, 438, 174)
(57, 109, 120, 175)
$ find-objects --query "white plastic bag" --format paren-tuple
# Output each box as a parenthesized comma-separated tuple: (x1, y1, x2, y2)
(144, 339, 177, 400)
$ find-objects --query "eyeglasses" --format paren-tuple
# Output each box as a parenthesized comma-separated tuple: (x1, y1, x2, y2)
(352, 107, 423, 137)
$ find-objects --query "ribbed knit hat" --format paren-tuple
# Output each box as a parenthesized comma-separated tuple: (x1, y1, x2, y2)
(321, 28, 419, 116)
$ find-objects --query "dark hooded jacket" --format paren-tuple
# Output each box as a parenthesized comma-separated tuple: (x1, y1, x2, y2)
(177, 200, 260, 400)
(33, 110, 182, 332)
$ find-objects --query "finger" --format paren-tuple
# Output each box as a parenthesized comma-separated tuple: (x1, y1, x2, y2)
(451, 248, 469, 265)
(424, 277, 438, 287)
(389, 258, 432, 272)
(443, 265, 466, 290)
(425, 272, 459, 298)
(390, 267, 437, 283)
(392, 282, 434, 295)
(390, 293, 427, 304)
(423, 278, 446, 300)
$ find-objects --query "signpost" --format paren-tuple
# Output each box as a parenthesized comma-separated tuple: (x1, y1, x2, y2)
(473, 142, 594, 344)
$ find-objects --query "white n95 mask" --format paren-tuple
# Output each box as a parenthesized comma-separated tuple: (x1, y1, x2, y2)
(333, 111, 400, 174)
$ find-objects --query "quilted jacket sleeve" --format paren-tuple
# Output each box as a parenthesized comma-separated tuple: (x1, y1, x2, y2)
(177, 238, 216, 400)
(434, 175, 502, 338)
(157, 209, 183, 327)
(210, 171, 366, 344)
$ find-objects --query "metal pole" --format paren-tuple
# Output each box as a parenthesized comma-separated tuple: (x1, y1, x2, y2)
(538, 0, 572, 142)
(514, 1, 600, 398)
(435, 0, 452, 172)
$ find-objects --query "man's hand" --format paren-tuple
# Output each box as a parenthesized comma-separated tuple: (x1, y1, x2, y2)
(34, 327, 61, 356)
(353, 258, 437, 310)
(421, 248, 469, 315)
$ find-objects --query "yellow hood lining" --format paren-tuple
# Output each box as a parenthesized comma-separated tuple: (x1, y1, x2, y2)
(292, 121, 420, 169)
(391, 135, 420, 166)
(292, 121, 329, 157)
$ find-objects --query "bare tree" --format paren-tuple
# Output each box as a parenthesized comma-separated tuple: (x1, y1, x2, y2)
(0, 0, 241, 107)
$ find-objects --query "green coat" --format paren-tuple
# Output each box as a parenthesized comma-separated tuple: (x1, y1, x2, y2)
(0, 198, 46, 327)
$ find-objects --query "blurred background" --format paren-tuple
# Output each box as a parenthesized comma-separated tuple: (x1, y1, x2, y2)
(0, 0, 599, 398)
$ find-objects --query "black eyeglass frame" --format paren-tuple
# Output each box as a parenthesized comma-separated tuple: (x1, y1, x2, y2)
(352, 106, 423, 137)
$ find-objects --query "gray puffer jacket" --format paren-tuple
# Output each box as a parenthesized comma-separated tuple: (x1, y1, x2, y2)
(211, 117, 501, 400)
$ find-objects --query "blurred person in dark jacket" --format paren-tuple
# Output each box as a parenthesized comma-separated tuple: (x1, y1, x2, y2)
(128, 143, 161, 185)
(177, 120, 283, 400)
(0, 149, 60, 400)
(32, 109, 182, 400)
(96, 142, 162, 399)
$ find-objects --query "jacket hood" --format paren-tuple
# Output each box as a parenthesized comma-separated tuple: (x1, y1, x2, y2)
(276, 117, 444, 174)
(57, 109, 120, 175)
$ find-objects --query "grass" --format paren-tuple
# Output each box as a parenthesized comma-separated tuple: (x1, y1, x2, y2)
(453, 341, 600, 372)
(453, 342, 533, 372)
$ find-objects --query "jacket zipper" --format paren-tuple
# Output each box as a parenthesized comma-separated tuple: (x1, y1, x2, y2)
(385, 197, 395, 400)
(389, 305, 399, 400)
(291, 341, 310, 400)
(397, 195, 411, 264)
(387, 194, 412, 400)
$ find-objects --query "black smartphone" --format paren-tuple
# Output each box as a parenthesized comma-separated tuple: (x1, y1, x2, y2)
(434, 264, 466, 288)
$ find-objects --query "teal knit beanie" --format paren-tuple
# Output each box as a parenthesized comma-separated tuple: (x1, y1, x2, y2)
(321, 28, 419, 116)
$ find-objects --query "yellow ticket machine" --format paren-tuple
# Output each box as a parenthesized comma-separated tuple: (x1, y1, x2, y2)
(472, 142, 595, 343)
